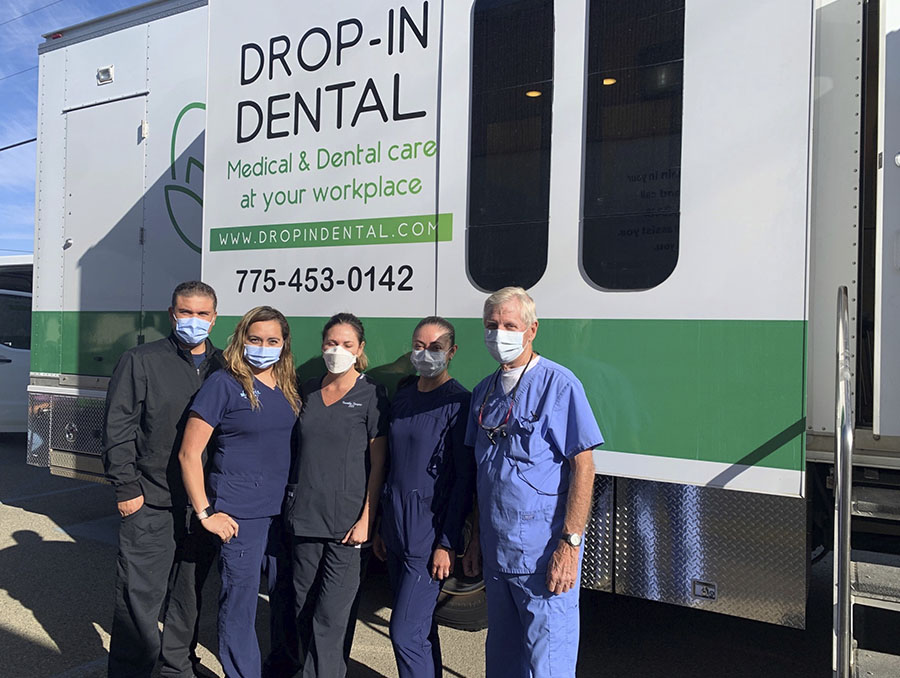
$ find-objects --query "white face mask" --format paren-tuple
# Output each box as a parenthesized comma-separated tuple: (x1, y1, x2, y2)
(323, 345, 357, 374)
(410, 349, 448, 378)
(484, 329, 525, 364)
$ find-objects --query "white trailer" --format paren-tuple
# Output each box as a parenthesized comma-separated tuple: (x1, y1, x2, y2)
(26, 1, 900, 670)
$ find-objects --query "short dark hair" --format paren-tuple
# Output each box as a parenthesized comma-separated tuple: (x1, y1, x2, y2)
(171, 281, 217, 309)
(414, 316, 455, 347)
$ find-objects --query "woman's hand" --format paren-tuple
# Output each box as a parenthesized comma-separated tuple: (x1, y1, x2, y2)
(372, 532, 387, 561)
(201, 512, 239, 543)
(431, 546, 455, 581)
(341, 518, 369, 546)
(462, 537, 482, 578)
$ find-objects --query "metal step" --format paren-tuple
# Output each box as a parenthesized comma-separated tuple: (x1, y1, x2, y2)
(851, 561, 900, 612)
(854, 649, 900, 678)
(852, 486, 900, 521)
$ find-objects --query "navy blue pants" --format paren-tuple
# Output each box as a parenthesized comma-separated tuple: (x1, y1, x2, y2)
(218, 516, 285, 678)
(386, 551, 443, 678)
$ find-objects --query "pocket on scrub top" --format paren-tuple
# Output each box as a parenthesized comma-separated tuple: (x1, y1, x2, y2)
(334, 490, 363, 535)
(518, 507, 554, 568)
(510, 417, 550, 461)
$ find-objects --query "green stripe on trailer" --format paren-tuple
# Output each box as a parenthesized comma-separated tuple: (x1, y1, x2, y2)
(30, 311, 173, 377)
(31, 312, 805, 475)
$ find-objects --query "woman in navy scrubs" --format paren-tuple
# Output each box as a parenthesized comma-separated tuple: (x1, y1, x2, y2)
(179, 306, 300, 678)
(373, 316, 475, 678)
(284, 312, 389, 678)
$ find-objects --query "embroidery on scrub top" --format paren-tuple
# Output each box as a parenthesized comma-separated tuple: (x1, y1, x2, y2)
(342, 400, 363, 408)
(239, 389, 261, 400)
(477, 352, 535, 445)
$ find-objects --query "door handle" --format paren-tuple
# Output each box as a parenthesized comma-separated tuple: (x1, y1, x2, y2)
(0, 358, 12, 363)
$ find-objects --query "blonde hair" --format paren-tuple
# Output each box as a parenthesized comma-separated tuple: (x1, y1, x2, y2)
(483, 286, 537, 327)
(322, 312, 368, 371)
(223, 306, 301, 414)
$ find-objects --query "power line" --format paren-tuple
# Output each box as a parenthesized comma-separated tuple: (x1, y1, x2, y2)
(0, 138, 37, 153)
(0, 65, 37, 82)
(0, 0, 67, 27)
(0, 248, 34, 254)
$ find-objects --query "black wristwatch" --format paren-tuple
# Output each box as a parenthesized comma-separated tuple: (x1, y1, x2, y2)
(195, 506, 212, 521)
(562, 532, 582, 548)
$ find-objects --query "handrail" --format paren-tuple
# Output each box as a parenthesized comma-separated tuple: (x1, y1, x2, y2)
(833, 285, 855, 678)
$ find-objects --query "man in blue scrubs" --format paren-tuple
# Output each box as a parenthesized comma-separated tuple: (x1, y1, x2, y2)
(463, 286, 603, 677)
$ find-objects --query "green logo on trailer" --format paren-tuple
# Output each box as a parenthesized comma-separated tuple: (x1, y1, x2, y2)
(165, 102, 206, 253)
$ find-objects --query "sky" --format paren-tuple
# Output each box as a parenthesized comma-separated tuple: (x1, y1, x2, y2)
(0, 0, 137, 255)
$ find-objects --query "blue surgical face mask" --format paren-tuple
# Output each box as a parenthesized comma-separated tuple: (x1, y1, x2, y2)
(244, 344, 282, 369)
(172, 314, 211, 347)
(484, 329, 525, 364)
(410, 349, 448, 378)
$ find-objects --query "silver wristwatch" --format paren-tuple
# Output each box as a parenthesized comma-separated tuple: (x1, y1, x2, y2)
(196, 506, 212, 520)
(562, 532, 582, 548)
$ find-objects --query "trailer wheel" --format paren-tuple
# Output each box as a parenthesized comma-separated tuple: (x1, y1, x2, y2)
(434, 573, 488, 631)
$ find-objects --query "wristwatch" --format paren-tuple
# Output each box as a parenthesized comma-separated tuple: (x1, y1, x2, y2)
(562, 532, 582, 548)
(196, 506, 212, 520)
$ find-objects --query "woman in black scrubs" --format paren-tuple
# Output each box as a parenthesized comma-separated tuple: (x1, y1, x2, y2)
(284, 312, 389, 678)
(373, 316, 474, 678)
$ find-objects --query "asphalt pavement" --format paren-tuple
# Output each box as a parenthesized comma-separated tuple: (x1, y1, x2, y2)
(0, 432, 835, 677)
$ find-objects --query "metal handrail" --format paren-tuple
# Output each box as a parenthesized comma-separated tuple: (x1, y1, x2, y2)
(833, 286, 855, 678)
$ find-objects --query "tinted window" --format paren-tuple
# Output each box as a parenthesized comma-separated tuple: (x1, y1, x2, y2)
(0, 293, 31, 350)
(468, 0, 553, 291)
(0, 264, 32, 293)
(582, 1, 684, 290)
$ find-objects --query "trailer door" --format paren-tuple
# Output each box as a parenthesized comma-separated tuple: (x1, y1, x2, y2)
(62, 95, 146, 376)
(874, 1, 900, 438)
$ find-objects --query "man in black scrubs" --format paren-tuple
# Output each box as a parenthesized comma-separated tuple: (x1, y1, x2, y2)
(103, 281, 223, 678)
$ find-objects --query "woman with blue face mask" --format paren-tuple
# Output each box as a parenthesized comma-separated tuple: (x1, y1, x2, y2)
(372, 316, 476, 678)
(179, 306, 300, 678)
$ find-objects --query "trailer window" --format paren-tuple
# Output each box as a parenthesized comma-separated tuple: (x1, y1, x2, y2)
(0, 293, 31, 350)
(468, 0, 553, 291)
(582, 1, 684, 290)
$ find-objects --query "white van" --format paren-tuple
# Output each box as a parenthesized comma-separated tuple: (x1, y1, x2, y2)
(0, 255, 33, 433)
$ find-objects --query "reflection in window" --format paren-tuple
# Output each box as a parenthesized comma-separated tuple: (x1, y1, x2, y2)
(469, 0, 553, 291)
(582, 1, 684, 290)
(0, 293, 32, 350)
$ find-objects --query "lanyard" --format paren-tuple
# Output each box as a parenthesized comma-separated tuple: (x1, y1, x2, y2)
(477, 352, 534, 445)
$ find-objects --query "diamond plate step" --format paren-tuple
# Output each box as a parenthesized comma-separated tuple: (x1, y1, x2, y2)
(854, 649, 900, 678)
(851, 561, 900, 612)
(852, 486, 900, 521)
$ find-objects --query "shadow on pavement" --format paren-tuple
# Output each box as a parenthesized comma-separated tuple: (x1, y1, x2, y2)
(576, 553, 833, 678)
(0, 529, 113, 677)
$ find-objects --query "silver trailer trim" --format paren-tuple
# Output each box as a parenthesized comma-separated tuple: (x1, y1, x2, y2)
(27, 385, 107, 398)
(39, 0, 207, 53)
(61, 89, 149, 114)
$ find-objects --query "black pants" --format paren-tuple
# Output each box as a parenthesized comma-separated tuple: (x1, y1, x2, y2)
(292, 538, 362, 678)
(108, 505, 216, 678)
(161, 511, 219, 676)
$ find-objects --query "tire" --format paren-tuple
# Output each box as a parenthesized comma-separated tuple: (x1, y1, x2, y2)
(434, 573, 488, 631)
